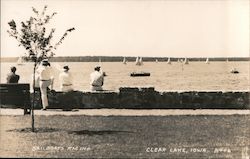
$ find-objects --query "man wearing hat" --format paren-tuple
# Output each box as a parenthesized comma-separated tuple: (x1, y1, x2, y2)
(38, 59, 54, 110)
(6, 66, 20, 83)
(90, 65, 106, 91)
(59, 65, 73, 92)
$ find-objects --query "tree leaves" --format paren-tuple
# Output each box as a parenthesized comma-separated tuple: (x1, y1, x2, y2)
(41, 5, 48, 16)
(8, 20, 16, 30)
(6, 5, 75, 63)
(54, 27, 75, 50)
(67, 27, 75, 32)
(32, 7, 39, 15)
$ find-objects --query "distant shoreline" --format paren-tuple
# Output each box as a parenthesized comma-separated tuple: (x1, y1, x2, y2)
(1, 56, 249, 62)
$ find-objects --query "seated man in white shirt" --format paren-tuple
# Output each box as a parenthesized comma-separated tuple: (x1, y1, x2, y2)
(59, 65, 73, 92)
(90, 66, 106, 91)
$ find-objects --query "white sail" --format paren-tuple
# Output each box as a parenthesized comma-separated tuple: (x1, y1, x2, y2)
(135, 56, 141, 65)
(167, 57, 171, 64)
(17, 57, 24, 65)
(123, 57, 127, 64)
(184, 58, 189, 64)
(205, 58, 210, 64)
(155, 59, 158, 63)
(139, 57, 143, 65)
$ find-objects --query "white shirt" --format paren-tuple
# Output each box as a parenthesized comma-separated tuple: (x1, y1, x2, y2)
(59, 71, 73, 86)
(38, 66, 53, 80)
(90, 71, 104, 87)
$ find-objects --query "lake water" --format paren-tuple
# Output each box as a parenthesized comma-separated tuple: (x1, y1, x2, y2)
(1, 61, 249, 91)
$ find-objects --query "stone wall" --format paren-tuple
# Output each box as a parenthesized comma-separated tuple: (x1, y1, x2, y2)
(30, 87, 250, 109)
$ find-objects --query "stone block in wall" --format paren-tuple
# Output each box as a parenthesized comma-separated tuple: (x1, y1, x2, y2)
(180, 92, 201, 109)
(224, 92, 250, 109)
(179, 92, 192, 108)
(195, 92, 214, 108)
(118, 87, 159, 108)
(119, 87, 140, 92)
(53, 91, 83, 109)
(93, 92, 119, 108)
(186, 91, 225, 109)
(82, 92, 119, 108)
(81, 92, 100, 108)
(119, 87, 141, 108)
(140, 90, 159, 108)
(139, 87, 155, 92)
(204, 92, 224, 108)
(221, 92, 238, 108)
(242, 92, 250, 109)
(235, 92, 250, 108)
(214, 91, 232, 108)
(159, 92, 181, 108)
(101, 92, 120, 108)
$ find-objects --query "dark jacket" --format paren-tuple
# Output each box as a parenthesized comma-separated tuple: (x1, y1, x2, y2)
(7, 73, 20, 83)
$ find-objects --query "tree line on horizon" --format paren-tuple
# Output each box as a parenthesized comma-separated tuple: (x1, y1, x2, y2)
(1, 56, 249, 62)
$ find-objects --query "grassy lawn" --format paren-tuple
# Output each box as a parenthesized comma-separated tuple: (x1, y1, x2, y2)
(0, 115, 249, 158)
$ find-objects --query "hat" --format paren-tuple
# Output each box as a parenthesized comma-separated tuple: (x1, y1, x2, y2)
(63, 65, 69, 70)
(41, 59, 49, 65)
(42, 59, 49, 62)
(94, 65, 101, 71)
(94, 65, 101, 69)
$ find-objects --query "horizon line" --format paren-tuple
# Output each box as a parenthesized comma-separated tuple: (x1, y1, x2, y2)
(1, 55, 250, 58)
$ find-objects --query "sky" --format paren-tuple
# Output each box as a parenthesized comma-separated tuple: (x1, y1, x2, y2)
(1, 0, 249, 57)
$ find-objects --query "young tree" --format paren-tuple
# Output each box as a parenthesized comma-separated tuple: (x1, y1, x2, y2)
(7, 5, 75, 132)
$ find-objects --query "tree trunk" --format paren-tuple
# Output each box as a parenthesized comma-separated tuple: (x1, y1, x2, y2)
(31, 62, 36, 132)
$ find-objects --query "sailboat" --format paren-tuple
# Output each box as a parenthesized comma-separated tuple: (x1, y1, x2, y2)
(155, 59, 158, 63)
(205, 58, 210, 64)
(230, 68, 239, 74)
(167, 57, 171, 64)
(131, 56, 149, 76)
(135, 56, 142, 66)
(135, 56, 139, 65)
(139, 57, 143, 65)
(17, 56, 25, 65)
(123, 57, 127, 64)
(183, 58, 189, 64)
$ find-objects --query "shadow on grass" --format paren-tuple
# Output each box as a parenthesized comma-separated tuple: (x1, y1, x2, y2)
(68, 130, 134, 136)
(7, 128, 134, 135)
(7, 127, 61, 133)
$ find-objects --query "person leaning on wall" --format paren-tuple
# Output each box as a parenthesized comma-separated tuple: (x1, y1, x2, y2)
(37, 59, 54, 110)
(59, 65, 75, 111)
(59, 65, 73, 92)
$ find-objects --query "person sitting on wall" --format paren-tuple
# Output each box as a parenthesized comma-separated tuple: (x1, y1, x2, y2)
(90, 65, 106, 91)
(59, 65, 73, 92)
(7, 66, 20, 83)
